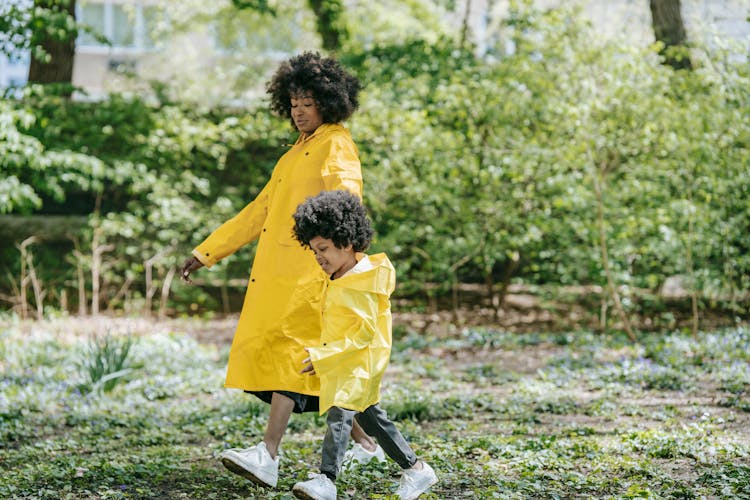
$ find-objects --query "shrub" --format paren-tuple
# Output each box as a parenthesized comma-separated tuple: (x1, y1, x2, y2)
(76, 333, 136, 393)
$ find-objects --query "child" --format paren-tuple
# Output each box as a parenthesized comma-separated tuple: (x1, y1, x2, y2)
(289, 190, 438, 500)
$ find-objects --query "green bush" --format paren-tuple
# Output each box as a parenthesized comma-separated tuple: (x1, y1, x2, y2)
(1, 3, 748, 318)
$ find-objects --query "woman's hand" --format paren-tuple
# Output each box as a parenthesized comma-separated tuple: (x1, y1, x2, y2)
(300, 348, 316, 375)
(180, 256, 204, 284)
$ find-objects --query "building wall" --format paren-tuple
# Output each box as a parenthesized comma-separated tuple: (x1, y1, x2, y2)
(72, 0, 162, 96)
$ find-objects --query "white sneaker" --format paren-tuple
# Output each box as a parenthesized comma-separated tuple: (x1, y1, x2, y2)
(292, 473, 337, 500)
(395, 461, 437, 500)
(219, 442, 279, 488)
(341, 443, 386, 472)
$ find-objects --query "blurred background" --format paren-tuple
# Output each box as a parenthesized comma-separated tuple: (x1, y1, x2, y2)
(3, 5, 750, 498)
(2, 1, 748, 100)
(1, 0, 749, 334)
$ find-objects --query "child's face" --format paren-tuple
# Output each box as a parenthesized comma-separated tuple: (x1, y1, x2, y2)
(309, 236, 357, 279)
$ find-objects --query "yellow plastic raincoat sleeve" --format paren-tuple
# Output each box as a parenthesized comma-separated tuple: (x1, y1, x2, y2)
(192, 180, 272, 268)
(321, 134, 363, 195)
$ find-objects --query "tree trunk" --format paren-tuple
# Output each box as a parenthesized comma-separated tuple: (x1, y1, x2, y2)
(144, 259, 155, 318)
(25, 247, 46, 320)
(159, 267, 176, 319)
(449, 253, 477, 324)
(18, 238, 32, 320)
(307, 0, 347, 52)
(27, 0, 77, 89)
(72, 239, 87, 316)
(685, 186, 700, 337)
(90, 226, 114, 316)
(144, 246, 174, 317)
(460, 0, 473, 49)
(484, 267, 496, 316)
(452, 270, 460, 324)
(496, 254, 520, 311)
(649, 0, 692, 70)
(592, 166, 637, 342)
(106, 276, 133, 314)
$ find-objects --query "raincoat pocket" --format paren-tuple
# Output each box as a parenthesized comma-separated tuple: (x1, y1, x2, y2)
(280, 275, 326, 346)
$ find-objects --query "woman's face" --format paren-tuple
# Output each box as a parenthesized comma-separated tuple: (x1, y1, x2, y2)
(290, 93, 323, 134)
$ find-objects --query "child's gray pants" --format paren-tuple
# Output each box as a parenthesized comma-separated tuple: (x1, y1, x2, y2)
(321, 403, 417, 479)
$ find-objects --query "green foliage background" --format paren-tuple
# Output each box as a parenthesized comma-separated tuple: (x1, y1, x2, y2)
(1, 2, 748, 318)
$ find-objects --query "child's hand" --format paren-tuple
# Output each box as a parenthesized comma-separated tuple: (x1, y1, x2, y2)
(301, 348, 316, 375)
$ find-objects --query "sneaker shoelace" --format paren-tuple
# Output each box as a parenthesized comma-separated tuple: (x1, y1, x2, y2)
(225, 445, 272, 463)
(399, 467, 427, 490)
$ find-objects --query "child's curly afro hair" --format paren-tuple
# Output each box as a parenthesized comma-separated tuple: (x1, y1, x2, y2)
(293, 190, 373, 252)
(266, 51, 361, 128)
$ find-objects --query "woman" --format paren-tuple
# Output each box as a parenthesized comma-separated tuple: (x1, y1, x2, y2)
(180, 52, 384, 489)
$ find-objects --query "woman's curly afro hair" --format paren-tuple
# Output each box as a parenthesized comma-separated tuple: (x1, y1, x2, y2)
(293, 190, 373, 252)
(266, 51, 361, 128)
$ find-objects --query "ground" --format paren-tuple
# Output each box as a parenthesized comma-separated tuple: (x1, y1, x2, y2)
(1, 315, 749, 499)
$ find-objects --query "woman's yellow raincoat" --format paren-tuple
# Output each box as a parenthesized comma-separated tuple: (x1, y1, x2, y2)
(308, 253, 396, 414)
(192, 123, 362, 395)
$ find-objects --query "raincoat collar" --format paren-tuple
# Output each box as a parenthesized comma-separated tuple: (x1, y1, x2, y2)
(329, 253, 395, 297)
(295, 123, 345, 145)
(342, 254, 374, 277)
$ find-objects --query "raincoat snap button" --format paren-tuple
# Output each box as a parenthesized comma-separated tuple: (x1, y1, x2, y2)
(251, 278, 255, 282)
(305, 152, 309, 155)
(205, 252, 210, 256)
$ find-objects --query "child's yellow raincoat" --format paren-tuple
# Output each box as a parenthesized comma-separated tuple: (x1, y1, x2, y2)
(308, 253, 396, 414)
(192, 124, 362, 396)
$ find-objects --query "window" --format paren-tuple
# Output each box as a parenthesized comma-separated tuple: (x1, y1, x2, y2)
(78, 3, 106, 46)
(209, 5, 312, 57)
(76, 1, 159, 51)
(141, 5, 159, 49)
(112, 4, 136, 48)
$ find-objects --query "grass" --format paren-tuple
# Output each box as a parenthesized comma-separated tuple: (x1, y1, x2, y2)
(1, 316, 749, 499)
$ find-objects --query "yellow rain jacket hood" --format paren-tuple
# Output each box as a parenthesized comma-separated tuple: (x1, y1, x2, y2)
(308, 253, 396, 414)
(192, 124, 362, 396)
